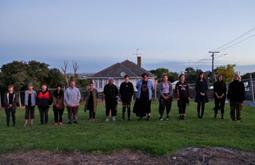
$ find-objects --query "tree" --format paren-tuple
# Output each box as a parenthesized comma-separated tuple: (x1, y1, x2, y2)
(215, 64, 236, 83)
(46, 68, 66, 88)
(150, 68, 178, 82)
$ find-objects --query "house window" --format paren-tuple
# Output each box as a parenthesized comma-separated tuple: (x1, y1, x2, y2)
(99, 79, 103, 88)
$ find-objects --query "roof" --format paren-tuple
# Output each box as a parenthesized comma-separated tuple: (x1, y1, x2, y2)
(91, 60, 154, 78)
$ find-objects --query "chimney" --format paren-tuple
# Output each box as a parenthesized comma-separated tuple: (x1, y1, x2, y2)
(137, 56, 141, 67)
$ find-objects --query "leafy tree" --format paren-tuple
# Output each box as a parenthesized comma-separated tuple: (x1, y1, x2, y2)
(150, 68, 178, 82)
(215, 64, 236, 83)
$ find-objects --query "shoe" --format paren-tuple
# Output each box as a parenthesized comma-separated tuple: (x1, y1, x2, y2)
(159, 118, 163, 121)
(73, 121, 78, 124)
(68, 121, 72, 124)
(105, 118, 110, 122)
(112, 117, 116, 121)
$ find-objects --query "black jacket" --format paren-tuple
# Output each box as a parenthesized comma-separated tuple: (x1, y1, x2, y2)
(214, 80, 227, 99)
(119, 81, 134, 103)
(227, 80, 245, 103)
(195, 79, 208, 102)
(104, 84, 119, 104)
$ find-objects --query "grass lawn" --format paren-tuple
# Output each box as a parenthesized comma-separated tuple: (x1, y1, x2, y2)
(0, 101, 254, 155)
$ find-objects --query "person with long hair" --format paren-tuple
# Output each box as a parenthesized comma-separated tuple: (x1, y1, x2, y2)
(175, 74, 190, 120)
(53, 84, 65, 125)
(24, 83, 37, 127)
(3, 85, 19, 127)
(157, 73, 173, 120)
(133, 73, 154, 120)
(195, 72, 208, 119)
(85, 81, 98, 122)
(213, 74, 227, 119)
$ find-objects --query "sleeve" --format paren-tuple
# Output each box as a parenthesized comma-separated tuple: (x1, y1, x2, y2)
(241, 83, 245, 101)
(227, 84, 232, 100)
(187, 84, 190, 98)
(169, 83, 173, 97)
(64, 89, 69, 106)
(48, 91, 53, 105)
(77, 89, 81, 102)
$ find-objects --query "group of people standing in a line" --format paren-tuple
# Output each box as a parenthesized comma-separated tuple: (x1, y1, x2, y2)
(1, 71, 245, 127)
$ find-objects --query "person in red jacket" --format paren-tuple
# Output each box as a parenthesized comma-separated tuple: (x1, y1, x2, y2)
(37, 84, 53, 125)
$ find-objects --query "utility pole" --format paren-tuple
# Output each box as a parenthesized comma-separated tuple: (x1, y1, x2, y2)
(209, 51, 220, 82)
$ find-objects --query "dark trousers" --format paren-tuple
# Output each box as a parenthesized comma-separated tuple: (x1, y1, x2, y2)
(53, 108, 64, 123)
(122, 103, 131, 120)
(89, 109, 96, 119)
(39, 107, 49, 124)
(5, 108, 16, 126)
(178, 99, 187, 115)
(214, 98, 225, 115)
(67, 106, 79, 123)
(230, 103, 242, 121)
(197, 101, 205, 118)
(159, 98, 172, 118)
(106, 102, 117, 117)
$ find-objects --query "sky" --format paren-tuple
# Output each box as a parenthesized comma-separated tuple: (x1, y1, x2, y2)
(0, 0, 255, 73)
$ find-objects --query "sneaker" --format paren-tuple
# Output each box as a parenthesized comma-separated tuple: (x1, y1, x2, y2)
(112, 117, 116, 121)
(159, 118, 163, 121)
(105, 118, 110, 122)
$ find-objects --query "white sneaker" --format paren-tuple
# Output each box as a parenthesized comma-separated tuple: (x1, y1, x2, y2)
(160, 118, 163, 121)
(105, 118, 110, 122)
(112, 117, 116, 121)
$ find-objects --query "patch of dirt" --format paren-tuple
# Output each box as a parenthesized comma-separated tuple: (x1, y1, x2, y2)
(0, 147, 255, 165)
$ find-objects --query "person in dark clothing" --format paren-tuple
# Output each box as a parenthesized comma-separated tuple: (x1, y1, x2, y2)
(85, 81, 98, 122)
(157, 73, 173, 120)
(119, 75, 134, 120)
(213, 74, 227, 119)
(3, 85, 19, 127)
(175, 74, 190, 120)
(133, 73, 154, 120)
(24, 83, 37, 127)
(53, 85, 65, 126)
(227, 73, 245, 121)
(37, 84, 53, 125)
(195, 72, 208, 119)
(104, 78, 119, 122)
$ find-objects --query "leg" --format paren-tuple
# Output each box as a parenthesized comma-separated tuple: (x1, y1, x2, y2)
(201, 101, 205, 118)
(214, 99, 219, 118)
(11, 109, 16, 126)
(53, 108, 58, 123)
(159, 99, 164, 119)
(5, 109, 11, 126)
(236, 104, 242, 120)
(59, 109, 64, 123)
(39, 108, 44, 124)
(67, 107, 72, 123)
(127, 104, 131, 120)
(197, 102, 201, 118)
(220, 99, 225, 119)
(166, 100, 172, 119)
(45, 108, 49, 124)
(122, 104, 126, 120)
(230, 103, 236, 121)
(73, 107, 78, 123)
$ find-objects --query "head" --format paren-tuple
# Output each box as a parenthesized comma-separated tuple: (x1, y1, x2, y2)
(124, 75, 129, 82)
(89, 81, 94, 89)
(108, 78, 114, 85)
(56, 84, 62, 91)
(179, 74, 185, 82)
(27, 83, 34, 91)
(162, 73, 168, 82)
(142, 73, 149, 81)
(234, 72, 241, 81)
(8, 85, 14, 93)
(199, 72, 205, 80)
(217, 74, 223, 81)
(41, 84, 47, 91)
(69, 80, 76, 88)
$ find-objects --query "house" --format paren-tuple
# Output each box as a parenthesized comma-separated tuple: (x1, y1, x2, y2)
(90, 57, 155, 92)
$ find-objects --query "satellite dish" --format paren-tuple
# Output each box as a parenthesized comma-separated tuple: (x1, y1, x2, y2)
(120, 72, 126, 77)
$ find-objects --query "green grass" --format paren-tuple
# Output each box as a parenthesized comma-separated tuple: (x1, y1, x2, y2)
(0, 101, 255, 155)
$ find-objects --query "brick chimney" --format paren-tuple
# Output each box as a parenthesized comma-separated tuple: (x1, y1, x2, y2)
(137, 56, 141, 67)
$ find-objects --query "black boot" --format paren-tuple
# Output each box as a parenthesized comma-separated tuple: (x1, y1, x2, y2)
(122, 106, 126, 120)
(221, 113, 224, 119)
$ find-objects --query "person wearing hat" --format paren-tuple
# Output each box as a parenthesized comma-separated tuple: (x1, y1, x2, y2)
(119, 75, 134, 120)
(175, 74, 190, 120)
(227, 73, 245, 121)
(103, 78, 119, 122)
(53, 84, 65, 125)
(134, 73, 154, 120)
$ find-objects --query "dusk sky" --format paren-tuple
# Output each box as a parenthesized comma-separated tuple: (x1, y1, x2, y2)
(0, 0, 255, 73)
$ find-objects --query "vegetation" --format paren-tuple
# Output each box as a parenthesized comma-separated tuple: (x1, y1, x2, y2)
(0, 101, 254, 155)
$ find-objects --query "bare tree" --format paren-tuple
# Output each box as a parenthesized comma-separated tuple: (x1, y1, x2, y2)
(61, 60, 68, 86)
(72, 61, 79, 80)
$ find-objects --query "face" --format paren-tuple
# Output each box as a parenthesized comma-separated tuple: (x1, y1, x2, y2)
(200, 73, 204, 79)
(89, 83, 94, 89)
(218, 75, 223, 81)
(28, 85, 33, 90)
(162, 75, 168, 82)
(70, 81, 76, 88)
(41, 85, 47, 91)
(109, 79, 114, 85)
(125, 76, 129, 82)
(235, 74, 241, 81)
(180, 75, 185, 82)
(57, 86, 61, 91)
(8, 87, 14, 93)
(143, 75, 148, 81)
